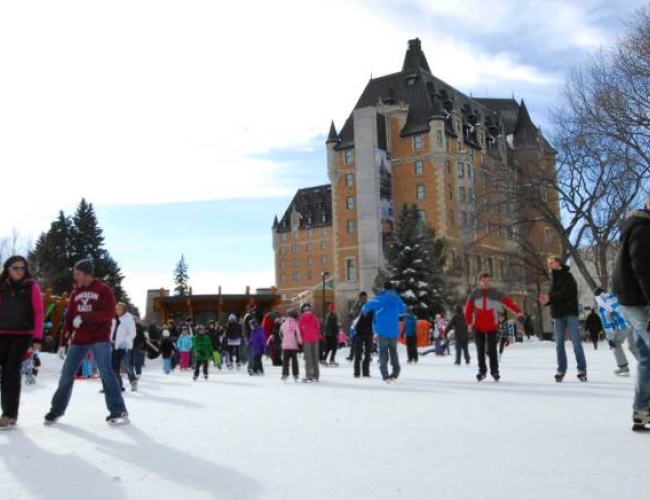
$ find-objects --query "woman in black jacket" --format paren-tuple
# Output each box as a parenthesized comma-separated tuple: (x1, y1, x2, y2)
(445, 305, 470, 366)
(0, 256, 44, 429)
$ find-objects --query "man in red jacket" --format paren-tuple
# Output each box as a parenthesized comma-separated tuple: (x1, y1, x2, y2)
(465, 273, 524, 382)
(44, 259, 129, 425)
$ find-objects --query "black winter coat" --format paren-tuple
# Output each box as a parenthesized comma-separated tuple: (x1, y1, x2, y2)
(612, 209, 650, 306)
(547, 265, 579, 319)
(445, 312, 469, 341)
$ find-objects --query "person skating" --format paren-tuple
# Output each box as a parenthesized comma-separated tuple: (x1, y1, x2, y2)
(351, 294, 374, 378)
(44, 259, 128, 426)
(362, 282, 407, 383)
(539, 257, 588, 383)
(466, 272, 524, 382)
(322, 304, 340, 366)
(298, 304, 321, 382)
(584, 307, 603, 350)
(159, 328, 176, 374)
(280, 309, 302, 382)
(446, 305, 470, 366)
(206, 320, 223, 369)
(176, 325, 193, 370)
(110, 302, 138, 392)
(192, 325, 213, 380)
(594, 288, 638, 376)
(612, 194, 650, 431)
(249, 320, 267, 375)
(225, 314, 243, 369)
(0, 256, 44, 430)
(348, 292, 368, 362)
(403, 309, 418, 364)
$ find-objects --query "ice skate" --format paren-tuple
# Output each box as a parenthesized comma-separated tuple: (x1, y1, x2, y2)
(476, 372, 487, 382)
(0, 416, 17, 431)
(43, 412, 61, 426)
(554, 372, 565, 383)
(614, 366, 630, 376)
(106, 412, 130, 426)
(632, 410, 650, 432)
(577, 371, 588, 382)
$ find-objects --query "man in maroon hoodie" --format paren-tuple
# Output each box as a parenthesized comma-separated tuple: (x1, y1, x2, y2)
(44, 259, 129, 425)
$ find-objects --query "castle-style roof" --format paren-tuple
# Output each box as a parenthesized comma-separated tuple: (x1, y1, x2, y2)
(274, 184, 332, 234)
(335, 38, 502, 149)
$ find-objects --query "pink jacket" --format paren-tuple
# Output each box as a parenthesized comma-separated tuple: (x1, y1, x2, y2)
(298, 312, 321, 343)
(280, 317, 303, 350)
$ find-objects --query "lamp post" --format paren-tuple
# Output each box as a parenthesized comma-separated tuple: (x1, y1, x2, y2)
(321, 271, 330, 325)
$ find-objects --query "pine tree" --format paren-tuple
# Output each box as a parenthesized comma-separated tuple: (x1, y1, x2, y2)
(29, 211, 75, 294)
(376, 204, 447, 319)
(174, 254, 190, 296)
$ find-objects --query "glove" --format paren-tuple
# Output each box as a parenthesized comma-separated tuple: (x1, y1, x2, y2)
(57, 346, 66, 359)
(73, 315, 83, 328)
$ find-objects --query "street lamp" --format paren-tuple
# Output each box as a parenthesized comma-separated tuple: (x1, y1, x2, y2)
(321, 271, 330, 325)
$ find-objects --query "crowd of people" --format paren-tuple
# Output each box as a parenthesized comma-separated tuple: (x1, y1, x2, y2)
(0, 195, 648, 432)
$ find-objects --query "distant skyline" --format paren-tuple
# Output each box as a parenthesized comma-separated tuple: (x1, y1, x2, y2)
(0, 0, 645, 314)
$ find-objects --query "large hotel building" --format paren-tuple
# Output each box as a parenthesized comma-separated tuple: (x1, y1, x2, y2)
(273, 39, 560, 320)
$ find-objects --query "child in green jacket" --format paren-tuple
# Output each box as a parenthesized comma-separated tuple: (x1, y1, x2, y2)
(193, 325, 213, 380)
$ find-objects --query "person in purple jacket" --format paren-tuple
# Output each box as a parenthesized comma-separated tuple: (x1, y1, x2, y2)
(249, 320, 267, 376)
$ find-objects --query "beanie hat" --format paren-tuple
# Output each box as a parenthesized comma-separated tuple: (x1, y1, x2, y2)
(162, 329, 170, 338)
(228, 314, 237, 322)
(74, 259, 95, 276)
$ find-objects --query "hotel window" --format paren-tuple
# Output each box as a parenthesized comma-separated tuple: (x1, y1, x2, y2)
(457, 161, 464, 178)
(461, 211, 468, 227)
(279, 261, 286, 269)
(481, 171, 488, 186)
(469, 188, 475, 203)
(307, 270, 314, 280)
(345, 173, 354, 187)
(293, 272, 300, 282)
(436, 130, 443, 146)
(346, 196, 355, 210)
(320, 227, 327, 237)
(347, 220, 356, 235)
(306, 243, 312, 252)
(280, 274, 287, 283)
(446, 160, 451, 174)
(468, 147, 474, 161)
(464, 253, 471, 275)
(307, 229, 312, 238)
(468, 165, 474, 182)
(292, 258, 299, 268)
(344, 149, 355, 165)
(418, 210, 426, 223)
(413, 134, 423, 150)
(346, 258, 357, 282)
(279, 247, 285, 256)
(476, 256, 482, 273)
(281, 234, 287, 242)
(320, 241, 326, 250)
(499, 259, 506, 280)
(484, 220, 491, 234)
(292, 244, 299, 253)
(416, 185, 425, 200)
(487, 257, 494, 276)
(449, 210, 454, 225)
(321, 256, 327, 266)
(307, 257, 313, 266)
(448, 184, 453, 200)
(415, 160, 424, 176)
(459, 187, 466, 203)
(321, 213, 327, 223)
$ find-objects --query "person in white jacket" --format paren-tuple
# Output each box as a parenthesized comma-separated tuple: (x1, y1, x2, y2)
(110, 302, 138, 391)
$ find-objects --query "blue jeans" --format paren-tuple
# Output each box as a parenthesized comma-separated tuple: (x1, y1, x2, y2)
(51, 342, 127, 417)
(162, 358, 173, 374)
(553, 315, 587, 374)
(618, 305, 650, 412)
(378, 337, 400, 380)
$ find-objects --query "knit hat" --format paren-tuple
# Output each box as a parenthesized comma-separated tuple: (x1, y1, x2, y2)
(74, 258, 95, 276)
(228, 314, 237, 322)
(162, 329, 170, 338)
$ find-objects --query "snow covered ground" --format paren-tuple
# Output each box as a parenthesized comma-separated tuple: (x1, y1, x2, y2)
(0, 340, 646, 500)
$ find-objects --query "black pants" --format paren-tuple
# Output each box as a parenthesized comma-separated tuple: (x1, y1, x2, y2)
(282, 349, 299, 377)
(0, 335, 32, 419)
(353, 334, 373, 376)
(324, 336, 338, 363)
(111, 349, 137, 388)
(476, 331, 499, 375)
(252, 354, 263, 374)
(194, 360, 208, 378)
(405, 335, 418, 362)
(590, 332, 599, 350)
(455, 338, 470, 364)
(499, 337, 508, 355)
(228, 345, 240, 364)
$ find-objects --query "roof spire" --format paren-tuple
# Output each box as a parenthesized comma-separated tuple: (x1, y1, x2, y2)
(513, 100, 538, 146)
(326, 120, 340, 144)
(402, 38, 431, 73)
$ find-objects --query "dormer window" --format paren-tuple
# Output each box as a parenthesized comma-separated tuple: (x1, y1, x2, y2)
(413, 135, 423, 151)
(344, 149, 355, 165)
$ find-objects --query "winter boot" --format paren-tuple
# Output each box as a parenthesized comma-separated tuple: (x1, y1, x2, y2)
(0, 416, 17, 430)
(554, 372, 565, 383)
(44, 412, 61, 425)
(577, 371, 588, 382)
(106, 412, 129, 425)
(614, 366, 630, 376)
(632, 410, 650, 432)
(476, 372, 487, 382)
(492, 373, 501, 382)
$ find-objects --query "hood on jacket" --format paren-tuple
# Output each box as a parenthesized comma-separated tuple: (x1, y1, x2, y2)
(621, 209, 650, 239)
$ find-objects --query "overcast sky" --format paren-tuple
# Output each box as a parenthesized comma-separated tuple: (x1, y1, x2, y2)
(0, 0, 645, 314)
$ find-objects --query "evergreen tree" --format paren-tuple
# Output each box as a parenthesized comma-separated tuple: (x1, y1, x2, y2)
(174, 254, 190, 296)
(375, 204, 447, 319)
(29, 199, 134, 307)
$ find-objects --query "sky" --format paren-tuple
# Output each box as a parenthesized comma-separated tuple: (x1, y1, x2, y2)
(0, 0, 645, 314)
